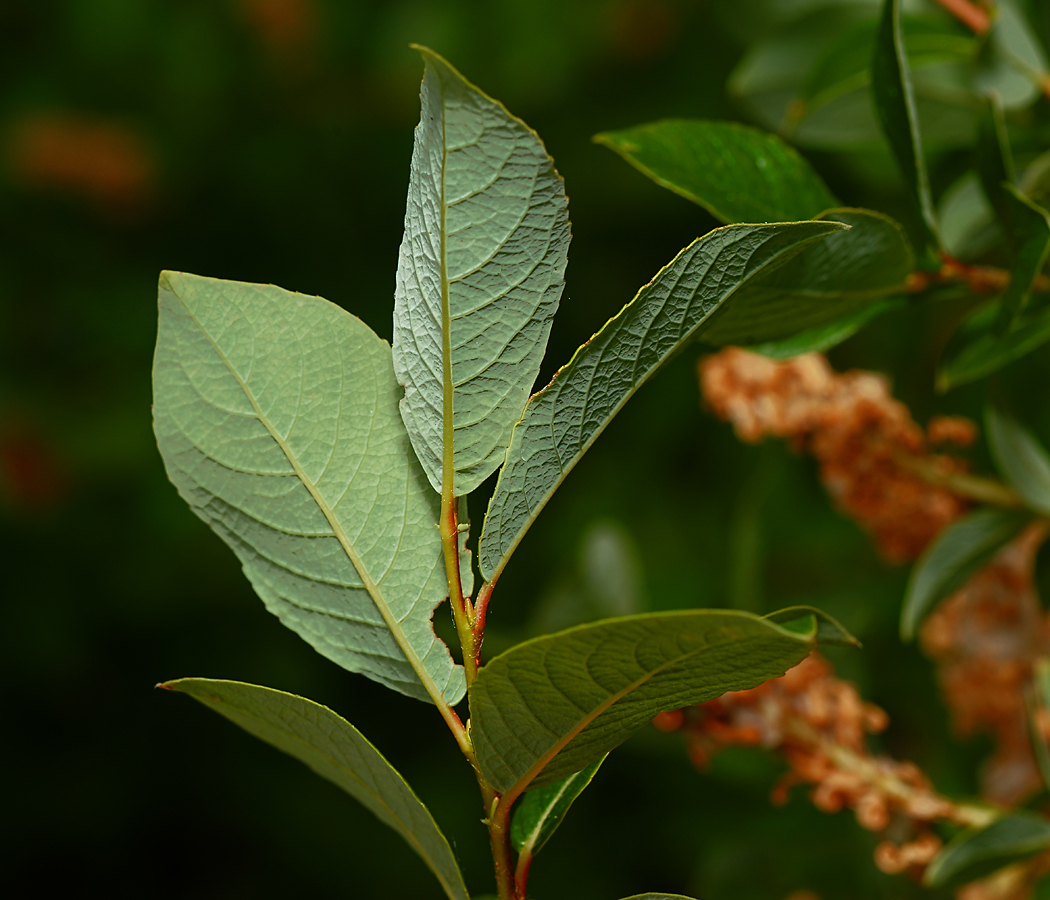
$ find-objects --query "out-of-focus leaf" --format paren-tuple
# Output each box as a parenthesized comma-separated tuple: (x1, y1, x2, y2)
(1021, 149, 1050, 209)
(699, 208, 914, 346)
(620, 895, 699, 900)
(748, 296, 906, 359)
(477, 221, 843, 585)
(975, 92, 1016, 229)
(510, 757, 606, 857)
(975, 0, 1050, 110)
(901, 508, 1031, 640)
(152, 272, 464, 705)
(392, 46, 570, 496)
(924, 813, 1050, 889)
(163, 679, 470, 900)
(469, 607, 855, 794)
(1030, 657, 1050, 790)
(593, 119, 837, 223)
(998, 185, 1050, 323)
(872, 0, 940, 253)
(938, 172, 1000, 260)
(986, 405, 1050, 516)
(764, 605, 860, 646)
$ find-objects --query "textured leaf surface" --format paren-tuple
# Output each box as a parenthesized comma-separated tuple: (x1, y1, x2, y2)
(477, 220, 843, 583)
(698, 208, 913, 346)
(392, 46, 570, 496)
(748, 296, 905, 359)
(900, 508, 1031, 640)
(924, 814, 1050, 889)
(469, 608, 844, 794)
(987, 406, 1050, 517)
(938, 301, 1050, 391)
(594, 119, 837, 223)
(164, 679, 469, 900)
(510, 757, 605, 856)
(153, 272, 464, 705)
(871, 0, 939, 253)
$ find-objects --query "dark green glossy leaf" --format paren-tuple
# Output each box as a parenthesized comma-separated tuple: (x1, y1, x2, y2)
(477, 220, 844, 584)
(986, 405, 1050, 516)
(872, 0, 939, 253)
(469, 607, 854, 794)
(924, 813, 1050, 889)
(593, 119, 837, 223)
(901, 508, 1032, 640)
(748, 296, 906, 359)
(510, 757, 606, 857)
(163, 679, 469, 900)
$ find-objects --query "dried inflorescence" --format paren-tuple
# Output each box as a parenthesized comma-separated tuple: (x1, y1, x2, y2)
(699, 348, 972, 562)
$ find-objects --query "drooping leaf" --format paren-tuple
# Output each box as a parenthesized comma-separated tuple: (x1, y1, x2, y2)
(748, 296, 906, 359)
(162, 679, 470, 900)
(698, 208, 914, 346)
(593, 119, 837, 223)
(152, 272, 464, 705)
(469, 607, 855, 794)
(476, 220, 845, 584)
(938, 172, 1000, 261)
(975, 92, 1016, 230)
(900, 507, 1031, 640)
(510, 756, 606, 857)
(392, 45, 571, 497)
(998, 184, 1050, 324)
(986, 405, 1050, 517)
(764, 605, 859, 647)
(1021, 148, 1050, 210)
(871, 0, 939, 253)
(924, 813, 1050, 889)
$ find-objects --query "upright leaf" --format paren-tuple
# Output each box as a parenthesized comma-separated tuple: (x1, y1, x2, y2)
(469, 607, 855, 794)
(392, 46, 571, 497)
(900, 507, 1031, 640)
(153, 272, 464, 705)
(593, 119, 837, 223)
(871, 0, 939, 254)
(477, 220, 845, 584)
(510, 757, 606, 857)
(986, 405, 1050, 516)
(924, 813, 1050, 889)
(163, 679, 470, 900)
(975, 92, 1016, 230)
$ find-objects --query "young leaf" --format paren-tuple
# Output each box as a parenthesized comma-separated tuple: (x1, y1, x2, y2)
(510, 756, 606, 857)
(152, 272, 464, 706)
(871, 0, 939, 253)
(593, 119, 838, 223)
(900, 508, 1032, 640)
(162, 679, 470, 900)
(748, 296, 906, 360)
(392, 45, 571, 497)
(468, 607, 855, 794)
(986, 405, 1050, 516)
(998, 184, 1050, 324)
(924, 813, 1050, 889)
(477, 220, 845, 584)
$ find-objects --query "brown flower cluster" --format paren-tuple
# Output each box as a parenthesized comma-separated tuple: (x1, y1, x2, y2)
(699, 348, 973, 562)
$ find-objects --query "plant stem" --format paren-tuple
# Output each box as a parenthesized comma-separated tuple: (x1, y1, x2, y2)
(907, 255, 1050, 296)
(488, 795, 521, 900)
(440, 492, 479, 685)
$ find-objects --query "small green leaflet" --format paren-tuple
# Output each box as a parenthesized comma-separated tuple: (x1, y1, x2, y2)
(986, 405, 1050, 517)
(924, 813, 1050, 889)
(392, 45, 571, 497)
(162, 679, 470, 900)
(593, 119, 838, 223)
(510, 757, 606, 857)
(477, 220, 844, 584)
(468, 607, 855, 795)
(152, 272, 464, 705)
(871, 0, 939, 255)
(900, 507, 1031, 641)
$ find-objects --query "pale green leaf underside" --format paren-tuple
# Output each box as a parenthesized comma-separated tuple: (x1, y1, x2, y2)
(477, 220, 844, 583)
(924, 813, 1050, 889)
(153, 272, 464, 705)
(165, 679, 469, 900)
(392, 46, 570, 496)
(469, 609, 823, 794)
(510, 756, 606, 856)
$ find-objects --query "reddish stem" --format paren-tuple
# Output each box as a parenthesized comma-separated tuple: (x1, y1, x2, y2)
(930, 0, 990, 34)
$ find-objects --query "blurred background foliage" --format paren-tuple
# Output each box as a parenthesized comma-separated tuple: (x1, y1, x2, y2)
(4, 0, 1050, 897)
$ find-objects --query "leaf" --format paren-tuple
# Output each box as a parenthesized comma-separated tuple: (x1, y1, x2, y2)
(593, 119, 838, 224)
(392, 45, 571, 497)
(938, 172, 1000, 261)
(764, 605, 860, 647)
(476, 220, 845, 584)
(900, 507, 1032, 640)
(510, 756, 606, 857)
(1029, 657, 1050, 790)
(924, 813, 1050, 889)
(747, 296, 906, 359)
(152, 272, 464, 705)
(975, 92, 1016, 230)
(162, 679, 470, 900)
(698, 208, 914, 346)
(871, 0, 939, 253)
(468, 607, 854, 794)
(619, 895, 699, 900)
(998, 184, 1050, 324)
(986, 405, 1050, 516)
(975, 0, 1050, 111)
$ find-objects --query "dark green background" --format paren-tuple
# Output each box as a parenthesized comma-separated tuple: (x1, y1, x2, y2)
(4, 1, 1050, 897)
